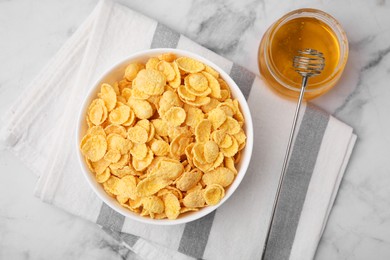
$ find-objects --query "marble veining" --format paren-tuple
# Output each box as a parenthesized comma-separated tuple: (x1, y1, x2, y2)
(185, 0, 259, 55)
(1, 0, 390, 259)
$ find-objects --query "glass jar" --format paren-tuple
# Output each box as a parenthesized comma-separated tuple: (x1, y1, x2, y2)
(258, 8, 348, 100)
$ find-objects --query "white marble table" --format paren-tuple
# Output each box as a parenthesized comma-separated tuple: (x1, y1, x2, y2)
(1, 0, 389, 259)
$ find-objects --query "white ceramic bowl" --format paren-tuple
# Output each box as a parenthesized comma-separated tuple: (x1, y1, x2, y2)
(76, 48, 253, 225)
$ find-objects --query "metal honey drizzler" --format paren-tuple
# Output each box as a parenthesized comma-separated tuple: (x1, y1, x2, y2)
(262, 49, 325, 259)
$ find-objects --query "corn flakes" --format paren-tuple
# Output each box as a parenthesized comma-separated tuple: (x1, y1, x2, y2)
(203, 184, 225, 205)
(80, 53, 247, 220)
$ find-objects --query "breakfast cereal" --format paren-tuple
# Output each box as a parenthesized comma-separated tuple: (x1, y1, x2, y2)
(80, 53, 246, 219)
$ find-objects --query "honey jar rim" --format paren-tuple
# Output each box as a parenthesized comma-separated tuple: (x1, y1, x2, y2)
(262, 8, 349, 93)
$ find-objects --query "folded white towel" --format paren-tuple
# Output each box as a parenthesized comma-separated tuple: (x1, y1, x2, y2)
(0, 1, 356, 259)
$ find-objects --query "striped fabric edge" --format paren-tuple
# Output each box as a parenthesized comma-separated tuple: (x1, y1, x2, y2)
(262, 104, 330, 260)
(36, 0, 113, 203)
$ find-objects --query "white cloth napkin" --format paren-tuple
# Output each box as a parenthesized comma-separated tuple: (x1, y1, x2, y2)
(0, 1, 356, 259)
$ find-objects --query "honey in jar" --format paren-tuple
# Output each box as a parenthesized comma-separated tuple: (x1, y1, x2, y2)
(258, 9, 348, 100)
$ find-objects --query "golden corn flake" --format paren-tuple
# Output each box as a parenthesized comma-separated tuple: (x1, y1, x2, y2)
(175, 169, 202, 191)
(194, 158, 213, 174)
(81, 135, 107, 162)
(203, 184, 225, 205)
(136, 175, 172, 197)
(166, 186, 183, 200)
(136, 118, 150, 132)
(121, 109, 136, 127)
(130, 143, 148, 160)
(125, 63, 144, 81)
(218, 78, 231, 101)
(117, 95, 127, 104)
(121, 88, 132, 101)
(185, 75, 211, 97)
(221, 136, 239, 157)
(109, 105, 130, 125)
(107, 134, 130, 154)
(152, 119, 169, 137)
(211, 130, 227, 147)
(117, 175, 137, 200)
(187, 73, 208, 92)
(158, 91, 182, 116)
(224, 157, 237, 174)
(85, 126, 105, 138)
(158, 53, 176, 62)
(164, 107, 186, 127)
(109, 154, 130, 170)
(163, 193, 180, 220)
(112, 82, 120, 95)
(128, 98, 153, 119)
(150, 159, 184, 180)
(127, 126, 148, 144)
(218, 102, 235, 117)
(212, 152, 224, 169)
(202, 167, 235, 187)
(98, 84, 117, 111)
(183, 190, 205, 208)
(154, 213, 167, 219)
(91, 158, 111, 175)
(195, 119, 211, 143)
(156, 60, 176, 81)
(85, 157, 95, 172)
(103, 175, 130, 196)
(116, 195, 128, 205)
(170, 133, 192, 158)
(80, 53, 247, 220)
(178, 84, 196, 102)
(219, 134, 233, 149)
(202, 71, 221, 98)
(132, 149, 154, 171)
(186, 182, 203, 194)
(118, 78, 131, 91)
(168, 126, 189, 142)
(234, 129, 246, 145)
(193, 143, 208, 167)
(185, 96, 211, 107)
(204, 64, 219, 78)
(146, 57, 160, 70)
(104, 149, 121, 163)
(176, 57, 205, 73)
(185, 143, 195, 166)
(148, 123, 156, 142)
(180, 207, 199, 214)
(220, 117, 241, 135)
(133, 69, 165, 95)
(169, 61, 181, 89)
(88, 99, 108, 126)
(185, 107, 204, 129)
(104, 124, 127, 138)
(142, 196, 164, 214)
(204, 141, 219, 163)
(150, 139, 170, 156)
(110, 166, 133, 178)
(86, 115, 93, 128)
(157, 188, 170, 197)
(131, 87, 150, 100)
(201, 98, 220, 113)
(208, 107, 227, 130)
(96, 168, 111, 184)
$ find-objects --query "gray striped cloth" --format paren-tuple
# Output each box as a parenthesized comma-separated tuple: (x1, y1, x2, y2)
(0, 1, 356, 259)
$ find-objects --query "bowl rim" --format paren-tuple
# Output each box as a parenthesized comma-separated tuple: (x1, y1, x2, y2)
(76, 48, 254, 225)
